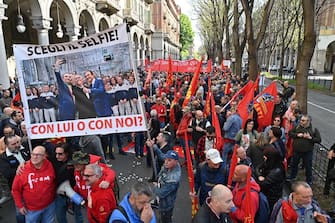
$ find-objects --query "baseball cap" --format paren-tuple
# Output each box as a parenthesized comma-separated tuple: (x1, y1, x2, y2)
(165, 150, 179, 160)
(206, 149, 223, 164)
(68, 151, 90, 165)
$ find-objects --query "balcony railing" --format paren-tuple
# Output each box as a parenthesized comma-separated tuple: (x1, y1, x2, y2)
(96, 0, 120, 16)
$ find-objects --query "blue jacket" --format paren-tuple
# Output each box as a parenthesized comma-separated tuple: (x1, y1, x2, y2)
(90, 79, 111, 117)
(223, 113, 242, 140)
(195, 162, 228, 206)
(109, 193, 157, 223)
(55, 71, 75, 120)
(154, 163, 181, 211)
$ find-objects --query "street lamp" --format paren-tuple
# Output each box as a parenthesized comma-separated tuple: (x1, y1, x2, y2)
(16, 0, 26, 33)
(55, 1, 63, 38)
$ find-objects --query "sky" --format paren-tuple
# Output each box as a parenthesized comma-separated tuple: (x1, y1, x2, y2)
(178, 0, 202, 50)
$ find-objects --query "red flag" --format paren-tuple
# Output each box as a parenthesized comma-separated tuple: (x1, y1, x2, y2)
(206, 59, 212, 73)
(253, 81, 278, 131)
(182, 58, 203, 108)
(210, 92, 223, 151)
(225, 80, 232, 95)
(203, 78, 211, 118)
(184, 132, 199, 216)
(143, 68, 152, 91)
(169, 91, 181, 130)
(237, 83, 255, 127)
(227, 145, 238, 188)
(244, 167, 254, 223)
(231, 81, 254, 101)
(166, 56, 173, 90)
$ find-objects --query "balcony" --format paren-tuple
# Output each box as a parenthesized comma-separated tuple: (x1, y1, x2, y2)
(123, 8, 139, 26)
(96, 0, 120, 16)
(144, 23, 155, 34)
(144, 0, 154, 4)
(163, 33, 170, 41)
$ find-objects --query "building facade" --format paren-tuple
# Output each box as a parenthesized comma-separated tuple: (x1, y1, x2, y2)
(0, 0, 181, 88)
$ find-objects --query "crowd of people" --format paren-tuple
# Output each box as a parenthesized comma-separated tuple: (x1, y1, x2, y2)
(0, 63, 333, 223)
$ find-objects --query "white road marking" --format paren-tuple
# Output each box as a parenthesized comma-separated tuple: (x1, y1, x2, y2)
(308, 101, 335, 114)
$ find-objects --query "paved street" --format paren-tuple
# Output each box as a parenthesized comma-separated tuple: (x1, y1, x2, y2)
(0, 152, 192, 223)
(1, 78, 334, 223)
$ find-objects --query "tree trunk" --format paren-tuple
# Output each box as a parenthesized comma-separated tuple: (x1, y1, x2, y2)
(295, 0, 316, 113)
(331, 72, 335, 92)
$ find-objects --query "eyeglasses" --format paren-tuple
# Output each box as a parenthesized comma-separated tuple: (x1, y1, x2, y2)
(31, 153, 44, 157)
(55, 152, 64, 156)
(83, 174, 94, 178)
(274, 119, 281, 122)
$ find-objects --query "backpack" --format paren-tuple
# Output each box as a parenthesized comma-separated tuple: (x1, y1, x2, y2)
(242, 189, 270, 223)
(269, 198, 330, 223)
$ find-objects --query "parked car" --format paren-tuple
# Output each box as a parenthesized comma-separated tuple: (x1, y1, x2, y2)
(308, 67, 315, 75)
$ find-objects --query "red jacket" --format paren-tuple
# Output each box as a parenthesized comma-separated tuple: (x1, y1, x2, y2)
(74, 155, 116, 200)
(230, 179, 260, 223)
(87, 178, 117, 223)
(12, 159, 56, 211)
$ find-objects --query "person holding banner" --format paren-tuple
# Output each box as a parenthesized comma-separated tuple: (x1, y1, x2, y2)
(53, 59, 76, 121)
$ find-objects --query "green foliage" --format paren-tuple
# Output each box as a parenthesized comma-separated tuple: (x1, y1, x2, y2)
(180, 14, 194, 59)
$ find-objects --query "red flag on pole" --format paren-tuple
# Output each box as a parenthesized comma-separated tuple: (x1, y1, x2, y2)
(184, 132, 199, 217)
(227, 144, 239, 188)
(225, 80, 232, 95)
(166, 56, 173, 90)
(203, 78, 211, 118)
(169, 91, 181, 130)
(210, 91, 223, 151)
(182, 58, 203, 108)
(206, 59, 212, 73)
(253, 81, 278, 131)
(237, 83, 255, 127)
(244, 167, 254, 223)
(231, 81, 254, 101)
(143, 68, 152, 91)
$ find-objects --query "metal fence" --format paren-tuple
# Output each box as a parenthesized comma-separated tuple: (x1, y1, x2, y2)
(313, 143, 334, 192)
(309, 78, 333, 91)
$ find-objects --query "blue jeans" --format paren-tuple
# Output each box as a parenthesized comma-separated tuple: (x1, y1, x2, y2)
(135, 132, 145, 156)
(55, 195, 83, 223)
(15, 205, 25, 223)
(25, 201, 56, 223)
(289, 150, 313, 184)
(222, 142, 234, 163)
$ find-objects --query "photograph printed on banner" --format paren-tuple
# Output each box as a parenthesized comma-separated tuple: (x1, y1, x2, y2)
(14, 24, 146, 139)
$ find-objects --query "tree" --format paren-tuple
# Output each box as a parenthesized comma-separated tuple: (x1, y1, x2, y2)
(180, 14, 195, 59)
(295, 0, 316, 113)
(232, 0, 246, 76)
(195, 0, 226, 62)
(240, 0, 275, 80)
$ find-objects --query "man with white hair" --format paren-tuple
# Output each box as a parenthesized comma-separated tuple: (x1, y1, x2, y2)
(193, 184, 234, 223)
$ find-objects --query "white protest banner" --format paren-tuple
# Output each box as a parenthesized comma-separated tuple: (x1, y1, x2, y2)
(14, 23, 147, 139)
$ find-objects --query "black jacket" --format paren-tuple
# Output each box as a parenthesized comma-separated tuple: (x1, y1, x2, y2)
(289, 124, 321, 153)
(0, 146, 31, 187)
(193, 202, 233, 223)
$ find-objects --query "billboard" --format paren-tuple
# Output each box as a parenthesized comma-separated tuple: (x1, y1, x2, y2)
(14, 23, 146, 139)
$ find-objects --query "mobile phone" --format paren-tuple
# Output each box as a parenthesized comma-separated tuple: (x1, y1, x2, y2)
(61, 58, 66, 64)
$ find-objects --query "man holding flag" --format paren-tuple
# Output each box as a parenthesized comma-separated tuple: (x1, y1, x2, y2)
(230, 165, 260, 223)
